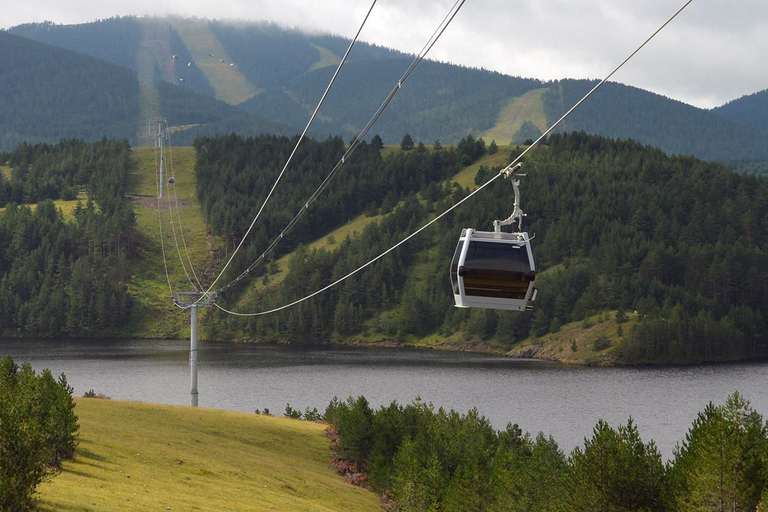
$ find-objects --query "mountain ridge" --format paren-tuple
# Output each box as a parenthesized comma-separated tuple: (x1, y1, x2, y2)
(5, 16, 768, 161)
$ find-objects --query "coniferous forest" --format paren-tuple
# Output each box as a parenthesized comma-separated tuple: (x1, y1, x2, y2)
(0, 139, 134, 335)
(2, 132, 768, 365)
(325, 391, 768, 511)
(200, 131, 768, 365)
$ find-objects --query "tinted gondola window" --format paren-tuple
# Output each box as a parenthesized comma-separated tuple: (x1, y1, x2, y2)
(465, 241, 530, 273)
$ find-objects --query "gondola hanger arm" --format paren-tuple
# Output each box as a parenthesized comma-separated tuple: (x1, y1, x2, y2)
(494, 163, 526, 232)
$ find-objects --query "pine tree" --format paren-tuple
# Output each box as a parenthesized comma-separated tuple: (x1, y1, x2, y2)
(400, 133, 414, 151)
(668, 392, 768, 511)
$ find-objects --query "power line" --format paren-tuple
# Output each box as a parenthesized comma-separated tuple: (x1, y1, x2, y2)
(184, 0, 379, 308)
(215, 0, 468, 296)
(165, 121, 205, 291)
(152, 120, 175, 297)
(214, 0, 695, 318)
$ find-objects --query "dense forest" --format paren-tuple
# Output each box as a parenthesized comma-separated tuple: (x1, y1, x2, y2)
(0, 31, 139, 151)
(11, 17, 768, 163)
(194, 133, 483, 287)
(0, 139, 134, 335)
(543, 80, 768, 161)
(204, 131, 768, 364)
(325, 391, 768, 511)
(713, 88, 768, 135)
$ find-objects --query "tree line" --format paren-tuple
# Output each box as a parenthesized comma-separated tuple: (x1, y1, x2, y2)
(325, 391, 768, 511)
(0, 139, 135, 335)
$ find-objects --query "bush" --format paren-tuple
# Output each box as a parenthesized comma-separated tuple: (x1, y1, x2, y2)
(284, 404, 302, 419)
(593, 335, 612, 351)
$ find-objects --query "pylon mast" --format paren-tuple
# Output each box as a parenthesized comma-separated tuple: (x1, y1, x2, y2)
(152, 118, 168, 199)
(172, 292, 217, 407)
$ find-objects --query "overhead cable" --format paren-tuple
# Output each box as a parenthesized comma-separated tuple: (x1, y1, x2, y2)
(215, 0, 695, 317)
(153, 121, 175, 297)
(184, 0, 379, 308)
(216, 0, 468, 295)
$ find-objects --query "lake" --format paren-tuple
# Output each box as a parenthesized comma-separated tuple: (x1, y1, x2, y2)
(1, 337, 767, 458)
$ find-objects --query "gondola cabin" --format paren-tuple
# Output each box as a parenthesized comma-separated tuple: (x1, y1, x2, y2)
(450, 228, 537, 311)
(168, 176, 176, 184)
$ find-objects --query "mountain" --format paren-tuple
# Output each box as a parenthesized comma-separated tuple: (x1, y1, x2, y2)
(711, 88, 768, 134)
(545, 80, 768, 161)
(0, 29, 294, 151)
(0, 30, 138, 150)
(8, 17, 768, 162)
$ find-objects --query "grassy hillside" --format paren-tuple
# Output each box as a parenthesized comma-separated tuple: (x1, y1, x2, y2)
(171, 19, 261, 105)
(124, 146, 218, 338)
(308, 44, 342, 73)
(481, 88, 548, 145)
(505, 310, 640, 365)
(37, 399, 380, 511)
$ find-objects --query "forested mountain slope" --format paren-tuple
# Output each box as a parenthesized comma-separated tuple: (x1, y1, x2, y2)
(197, 132, 768, 365)
(544, 80, 768, 161)
(10, 17, 768, 162)
(0, 31, 139, 150)
(712, 88, 768, 134)
(0, 30, 293, 151)
(3, 132, 768, 364)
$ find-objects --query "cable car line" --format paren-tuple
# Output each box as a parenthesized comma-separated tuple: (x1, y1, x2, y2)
(214, 0, 468, 296)
(179, 0, 379, 309)
(166, 131, 205, 292)
(213, 0, 694, 317)
(152, 123, 175, 297)
(160, 124, 197, 290)
(153, 118, 199, 293)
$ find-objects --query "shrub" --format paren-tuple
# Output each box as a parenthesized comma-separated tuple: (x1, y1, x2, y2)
(593, 335, 612, 351)
(284, 404, 302, 419)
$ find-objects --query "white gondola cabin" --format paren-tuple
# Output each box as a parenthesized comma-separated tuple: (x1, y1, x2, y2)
(451, 228, 537, 311)
(450, 162, 537, 311)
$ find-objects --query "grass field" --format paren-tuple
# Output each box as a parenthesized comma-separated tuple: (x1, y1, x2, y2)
(506, 309, 640, 365)
(0, 191, 88, 220)
(447, 145, 517, 190)
(36, 399, 380, 512)
(307, 44, 341, 73)
(125, 147, 217, 338)
(171, 19, 261, 105)
(481, 88, 548, 146)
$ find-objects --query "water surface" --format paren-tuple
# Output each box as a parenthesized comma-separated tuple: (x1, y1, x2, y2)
(2, 338, 766, 458)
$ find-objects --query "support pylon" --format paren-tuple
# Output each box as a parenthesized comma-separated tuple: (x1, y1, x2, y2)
(173, 292, 217, 407)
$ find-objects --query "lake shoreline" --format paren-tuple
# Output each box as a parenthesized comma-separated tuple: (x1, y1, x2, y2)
(3, 332, 767, 369)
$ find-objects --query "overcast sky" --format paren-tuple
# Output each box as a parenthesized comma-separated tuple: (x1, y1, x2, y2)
(3, 0, 766, 109)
